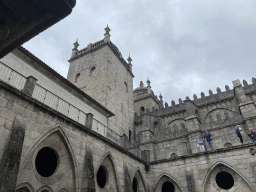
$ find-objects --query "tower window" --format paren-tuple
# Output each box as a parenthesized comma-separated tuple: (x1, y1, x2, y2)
(140, 107, 145, 114)
(75, 73, 80, 83)
(90, 66, 96, 76)
(124, 82, 128, 92)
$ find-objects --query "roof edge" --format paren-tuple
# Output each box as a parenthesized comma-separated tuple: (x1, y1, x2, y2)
(16, 46, 115, 117)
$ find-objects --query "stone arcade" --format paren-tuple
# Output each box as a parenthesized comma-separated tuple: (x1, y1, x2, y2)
(0, 26, 256, 192)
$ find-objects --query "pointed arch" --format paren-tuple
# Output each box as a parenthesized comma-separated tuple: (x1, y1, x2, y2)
(132, 167, 147, 192)
(201, 160, 256, 192)
(204, 107, 234, 120)
(153, 173, 184, 192)
(37, 185, 53, 192)
(16, 182, 34, 192)
(96, 151, 121, 192)
(19, 125, 79, 192)
(168, 118, 184, 125)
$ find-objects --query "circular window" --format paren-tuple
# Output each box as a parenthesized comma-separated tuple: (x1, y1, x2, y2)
(97, 166, 107, 188)
(162, 181, 175, 192)
(215, 171, 234, 190)
(133, 178, 138, 192)
(35, 147, 58, 177)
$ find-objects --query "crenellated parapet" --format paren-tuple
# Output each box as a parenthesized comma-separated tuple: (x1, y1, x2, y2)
(69, 26, 134, 77)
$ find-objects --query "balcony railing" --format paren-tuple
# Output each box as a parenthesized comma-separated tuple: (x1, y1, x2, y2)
(0, 62, 26, 91)
(0, 61, 144, 159)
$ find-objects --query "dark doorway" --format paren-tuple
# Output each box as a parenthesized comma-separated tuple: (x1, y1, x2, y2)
(97, 166, 107, 188)
(133, 178, 138, 192)
(162, 181, 175, 192)
(215, 171, 234, 190)
(35, 147, 58, 177)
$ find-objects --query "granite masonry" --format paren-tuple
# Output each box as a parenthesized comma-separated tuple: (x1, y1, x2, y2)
(0, 26, 256, 192)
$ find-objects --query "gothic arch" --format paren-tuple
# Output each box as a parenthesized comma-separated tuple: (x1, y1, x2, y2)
(131, 167, 147, 192)
(201, 160, 256, 192)
(96, 151, 121, 192)
(168, 118, 184, 125)
(204, 107, 234, 120)
(153, 173, 184, 192)
(37, 185, 53, 192)
(18, 125, 79, 192)
(16, 182, 34, 192)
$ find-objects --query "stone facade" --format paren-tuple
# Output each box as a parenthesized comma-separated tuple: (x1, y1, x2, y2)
(0, 26, 256, 192)
(67, 29, 134, 136)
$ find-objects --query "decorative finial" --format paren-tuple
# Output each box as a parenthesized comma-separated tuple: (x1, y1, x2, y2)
(200, 92, 205, 98)
(104, 24, 111, 35)
(243, 79, 248, 86)
(171, 100, 175, 106)
(179, 98, 182, 104)
(216, 87, 221, 93)
(140, 81, 144, 87)
(193, 94, 197, 100)
(165, 102, 169, 108)
(185, 96, 190, 100)
(209, 89, 213, 96)
(127, 54, 132, 64)
(146, 79, 151, 87)
(225, 85, 230, 91)
(252, 77, 256, 84)
(159, 93, 163, 101)
(73, 38, 79, 49)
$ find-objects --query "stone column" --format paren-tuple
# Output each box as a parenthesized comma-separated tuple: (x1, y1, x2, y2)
(81, 146, 95, 192)
(85, 113, 94, 129)
(183, 98, 202, 153)
(0, 115, 26, 192)
(123, 164, 133, 192)
(22, 76, 37, 96)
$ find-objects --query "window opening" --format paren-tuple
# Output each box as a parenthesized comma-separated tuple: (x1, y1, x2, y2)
(75, 73, 80, 83)
(90, 67, 96, 76)
(140, 107, 145, 114)
(162, 181, 175, 192)
(215, 171, 234, 190)
(124, 82, 128, 92)
(129, 130, 132, 142)
(97, 165, 107, 188)
(133, 178, 138, 192)
(35, 147, 58, 177)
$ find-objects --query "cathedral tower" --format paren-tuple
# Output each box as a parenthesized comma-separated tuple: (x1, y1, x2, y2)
(67, 26, 134, 136)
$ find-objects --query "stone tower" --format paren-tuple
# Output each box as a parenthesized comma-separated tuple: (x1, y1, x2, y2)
(67, 25, 134, 135)
(133, 79, 162, 115)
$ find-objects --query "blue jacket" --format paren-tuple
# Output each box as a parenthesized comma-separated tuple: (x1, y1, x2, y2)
(236, 127, 241, 137)
(203, 133, 212, 141)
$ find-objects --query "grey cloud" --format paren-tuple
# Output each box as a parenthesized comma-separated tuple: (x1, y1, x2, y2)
(23, 0, 256, 104)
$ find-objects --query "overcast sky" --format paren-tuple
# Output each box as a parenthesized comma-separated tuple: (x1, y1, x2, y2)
(23, 0, 256, 105)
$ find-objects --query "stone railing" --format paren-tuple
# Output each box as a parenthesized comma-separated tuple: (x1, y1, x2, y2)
(0, 61, 146, 159)
(0, 61, 26, 91)
(32, 84, 87, 125)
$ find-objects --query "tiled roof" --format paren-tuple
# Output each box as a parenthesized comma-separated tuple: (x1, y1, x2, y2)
(17, 46, 115, 117)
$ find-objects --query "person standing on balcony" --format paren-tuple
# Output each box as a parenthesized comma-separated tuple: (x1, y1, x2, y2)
(236, 125, 243, 143)
(203, 130, 213, 150)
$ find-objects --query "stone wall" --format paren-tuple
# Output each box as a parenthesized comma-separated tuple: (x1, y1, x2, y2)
(0, 81, 146, 192)
(67, 45, 134, 136)
(0, 52, 109, 135)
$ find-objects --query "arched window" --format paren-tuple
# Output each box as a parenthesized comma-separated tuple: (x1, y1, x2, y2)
(75, 73, 80, 83)
(129, 130, 132, 142)
(124, 82, 128, 92)
(90, 66, 96, 77)
(140, 107, 145, 114)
